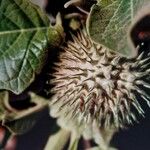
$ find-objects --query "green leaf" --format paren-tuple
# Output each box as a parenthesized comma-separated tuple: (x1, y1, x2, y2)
(0, 92, 48, 134)
(44, 129, 70, 150)
(0, 0, 63, 94)
(87, 0, 148, 57)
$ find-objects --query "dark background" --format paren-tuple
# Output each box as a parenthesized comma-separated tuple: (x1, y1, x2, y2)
(16, 108, 150, 150)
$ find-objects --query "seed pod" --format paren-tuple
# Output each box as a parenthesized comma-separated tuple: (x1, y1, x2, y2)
(49, 29, 150, 130)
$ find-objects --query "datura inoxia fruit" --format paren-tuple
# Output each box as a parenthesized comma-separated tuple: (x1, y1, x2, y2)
(49, 29, 150, 131)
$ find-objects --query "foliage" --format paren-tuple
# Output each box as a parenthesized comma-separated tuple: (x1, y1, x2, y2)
(0, 0, 149, 149)
(87, 0, 148, 57)
(0, 0, 63, 94)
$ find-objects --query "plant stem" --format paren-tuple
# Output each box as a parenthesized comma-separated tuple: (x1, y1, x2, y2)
(68, 132, 80, 150)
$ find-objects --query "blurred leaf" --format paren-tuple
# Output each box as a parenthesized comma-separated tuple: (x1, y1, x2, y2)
(87, 0, 148, 57)
(0, 0, 64, 94)
(44, 129, 70, 150)
(0, 92, 48, 134)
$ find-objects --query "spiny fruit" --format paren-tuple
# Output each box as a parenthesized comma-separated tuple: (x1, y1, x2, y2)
(49, 29, 150, 129)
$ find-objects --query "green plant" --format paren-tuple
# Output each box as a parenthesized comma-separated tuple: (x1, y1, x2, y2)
(0, 0, 150, 149)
